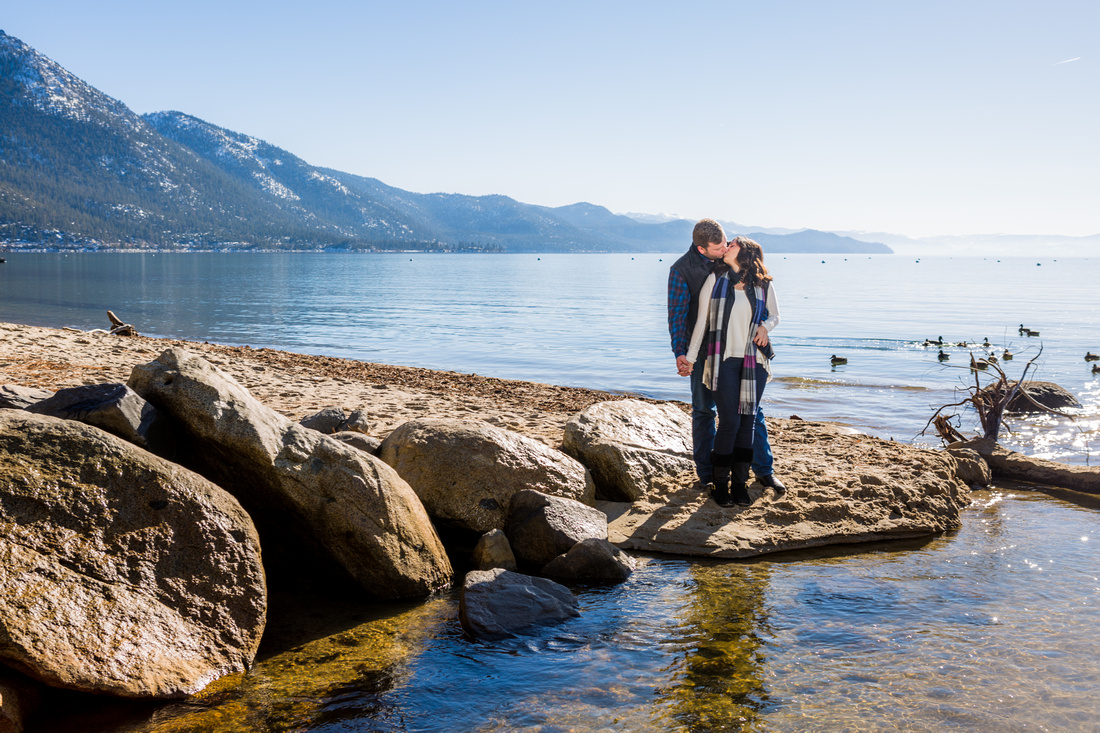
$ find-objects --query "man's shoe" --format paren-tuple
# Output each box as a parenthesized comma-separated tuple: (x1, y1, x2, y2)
(757, 473, 787, 495)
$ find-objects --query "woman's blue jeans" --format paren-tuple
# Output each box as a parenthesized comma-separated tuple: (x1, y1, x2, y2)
(713, 357, 769, 455)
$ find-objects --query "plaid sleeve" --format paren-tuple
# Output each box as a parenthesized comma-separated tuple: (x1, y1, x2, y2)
(668, 268, 691, 357)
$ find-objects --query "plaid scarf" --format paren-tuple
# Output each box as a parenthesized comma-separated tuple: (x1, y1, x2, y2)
(701, 273, 769, 416)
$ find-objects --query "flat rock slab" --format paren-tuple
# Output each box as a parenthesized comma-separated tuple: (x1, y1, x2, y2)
(599, 419, 970, 558)
(0, 410, 266, 699)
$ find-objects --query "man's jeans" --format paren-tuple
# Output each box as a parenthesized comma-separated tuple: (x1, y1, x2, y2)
(690, 358, 774, 481)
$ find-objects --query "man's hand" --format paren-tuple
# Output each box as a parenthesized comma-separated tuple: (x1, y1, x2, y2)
(676, 355, 692, 377)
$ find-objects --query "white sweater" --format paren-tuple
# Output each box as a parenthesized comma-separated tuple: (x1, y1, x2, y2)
(686, 275, 780, 365)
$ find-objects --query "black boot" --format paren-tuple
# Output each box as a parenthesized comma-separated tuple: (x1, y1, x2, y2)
(709, 451, 734, 507)
(730, 446, 754, 506)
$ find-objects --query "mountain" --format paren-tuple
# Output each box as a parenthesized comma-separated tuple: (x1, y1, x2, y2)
(742, 229, 892, 254)
(0, 30, 893, 254)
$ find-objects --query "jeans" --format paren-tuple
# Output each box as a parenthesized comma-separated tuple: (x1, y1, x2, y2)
(713, 358, 770, 455)
(690, 357, 775, 480)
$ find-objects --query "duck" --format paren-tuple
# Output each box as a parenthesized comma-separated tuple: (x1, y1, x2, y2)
(1025, 329, 1040, 337)
(955, 341, 968, 347)
(937, 349, 949, 361)
(982, 338, 991, 347)
(987, 354, 998, 364)
(970, 353, 988, 371)
(1094, 364, 1100, 374)
(1019, 324, 1027, 335)
(1002, 349, 1014, 360)
(830, 355, 848, 366)
(1086, 352, 1099, 362)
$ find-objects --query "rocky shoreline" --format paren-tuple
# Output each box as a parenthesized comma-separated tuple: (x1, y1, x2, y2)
(0, 321, 1044, 732)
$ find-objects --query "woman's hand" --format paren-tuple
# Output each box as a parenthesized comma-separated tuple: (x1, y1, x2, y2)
(753, 325, 770, 347)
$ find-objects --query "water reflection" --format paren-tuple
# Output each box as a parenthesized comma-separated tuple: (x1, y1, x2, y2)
(659, 563, 772, 731)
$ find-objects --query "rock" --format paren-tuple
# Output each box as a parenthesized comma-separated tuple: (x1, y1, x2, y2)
(991, 381, 1082, 413)
(0, 385, 53, 410)
(0, 410, 266, 699)
(542, 538, 636, 583)
(300, 407, 372, 435)
(505, 490, 608, 567)
(599, 418, 970, 559)
(955, 438, 1100, 496)
(0, 668, 41, 733)
(470, 529, 518, 571)
(128, 348, 452, 599)
(458, 568, 579, 640)
(946, 446, 992, 486)
(25, 382, 161, 448)
(299, 407, 347, 433)
(377, 418, 594, 534)
(563, 399, 694, 501)
(330, 431, 381, 455)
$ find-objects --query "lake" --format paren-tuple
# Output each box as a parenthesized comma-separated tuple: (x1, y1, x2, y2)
(3, 251, 1100, 732)
(2, 251, 1098, 462)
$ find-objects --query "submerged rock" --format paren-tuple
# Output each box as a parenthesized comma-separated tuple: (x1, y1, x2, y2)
(0, 410, 266, 699)
(990, 381, 1082, 413)
(458, 568, 579, 640)
(563, 399, 695, 501)
(128, 348, 452, 599)
(378, 418, 594, 533)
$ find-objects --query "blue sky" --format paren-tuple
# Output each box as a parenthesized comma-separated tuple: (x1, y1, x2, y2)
(5, 1, 1098, 237)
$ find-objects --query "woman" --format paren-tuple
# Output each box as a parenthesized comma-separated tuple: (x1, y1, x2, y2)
(686, 236, 779, 507)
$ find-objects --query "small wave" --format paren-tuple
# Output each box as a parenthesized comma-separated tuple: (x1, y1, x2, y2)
(773, 376, 930, 392)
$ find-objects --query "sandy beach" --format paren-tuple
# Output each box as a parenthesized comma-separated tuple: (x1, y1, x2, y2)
(0, 321, 654, 446)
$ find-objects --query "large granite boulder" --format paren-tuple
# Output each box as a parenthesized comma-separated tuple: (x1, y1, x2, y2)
(26, 382, 161, 448)
(505, 490, 609, 568)
(542, 538, 636, 583)
(0, 385, 53, 410)
(599, 418, 971, 558)
(563, 399, 694, 501)
(0, 410, 266, 699)
(458, 569, 579, 640)
(377, 418, 595, 533)
(128, 349, 452, 600)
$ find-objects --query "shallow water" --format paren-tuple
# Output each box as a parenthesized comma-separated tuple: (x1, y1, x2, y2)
(40, 487, 1099, 733)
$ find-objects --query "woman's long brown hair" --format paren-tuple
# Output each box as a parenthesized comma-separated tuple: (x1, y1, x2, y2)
(716, 236, 772, 287)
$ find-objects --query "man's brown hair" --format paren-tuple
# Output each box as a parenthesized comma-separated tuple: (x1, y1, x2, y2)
(692, 218, 726, 250)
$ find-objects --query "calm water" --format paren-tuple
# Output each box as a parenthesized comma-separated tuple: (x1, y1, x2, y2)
(4, 252, 1100, 731)
(39, 489, 1100, 733)
(1, 252, 1098, 462)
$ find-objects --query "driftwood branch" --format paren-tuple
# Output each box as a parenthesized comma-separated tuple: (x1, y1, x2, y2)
(106, 310, 139, 337)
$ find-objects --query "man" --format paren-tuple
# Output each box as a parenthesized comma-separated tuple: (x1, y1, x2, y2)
(667, 218, 786, 495)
